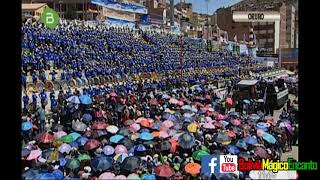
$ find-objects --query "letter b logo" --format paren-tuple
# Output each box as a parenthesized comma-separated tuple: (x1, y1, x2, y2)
(41, 7, 60, 29)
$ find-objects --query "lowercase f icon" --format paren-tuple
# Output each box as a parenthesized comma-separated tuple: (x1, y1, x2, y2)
(41, 7, 59, 29)
(201, 155, 221, 176)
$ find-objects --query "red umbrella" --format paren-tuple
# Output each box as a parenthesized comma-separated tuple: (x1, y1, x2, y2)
(155, 164, 175, 177)
(91, 121, 108, 130)
(169, 139, 178, 153)
(84, 139, 100, 150)
(226, 97, 233, 106)
(226, 130, 236, 138)
(38, 133, 54, 143)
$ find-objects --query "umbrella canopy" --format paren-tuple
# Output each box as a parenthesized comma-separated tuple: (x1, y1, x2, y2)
(155, 164, 174, 177)
(226, 130, 236, 138)
(121, 156, 141, 172)
(231, 119, 241, 126)
(256, 122, 269, 130)
(52, 169, 63, 180)
(34, 173, 55, 180)
(236, 139, 248, 150)
(22, 169, 39, 180)
(27, 149, 42, 160)
(192, 150, 210, 161)
(203, 122, 215, 129)
(115, 175, 127, 179)
(75, 136, 88, 146)
(162, 113, 177, 122)
(67, 95, 80, 104)
(120, 138, 134, 149)
(92, 130, 108, 138)
(22, 148, 31, 157)
(134, 144, 147, 153)
(187, 123, 198, 133)
(160, 141, 171, 151)
(68, 132, 81, 141)
(110, 92, 117, 97)
(99, 172, 116, 180)
(91, 156, 113, 171)
(142, 174, 156, 180)
(149, 98, 159, 106)
(140, 132, 153, 141)
(159, 131, 169, 139)
(162, 94, 170, 99)
(84, 139, 100, 151)
(169, 98, 179, 104)
(107, 125, 119, 134)
(127, 173, 140, 180)
(139, 128, 150, 133)
(243, 99, 251, 104)
(59, 134, 74, 144)
(58, 143, 72, 154)
(22, 121, 33, 131)
(124, 120, 135, 126)
(214, 132, 231, 144)
(184, 163, 201, 175)
(162, 120, 174, 128)
(129, 123, 141, 132)
(52, 124, 65, 132)
(82, 113, 93, 123)
(72, 121, 88, 132)
(249, 114, 260, 121)
(115, 145, 128, 154)
(114, 153, 128, 163)
(79, 95, 92, 105)
(244, 136, 258, 145)
(77, 153, 91, 162)
(229, 111, 240, 117)
(91, 121, 108, 130)
(110, 134, 125, 143)
(54, 131, 67, 139)
(103, 145, 115, 156)
(227, 145, 240, 154)
(38, 133, 54, 144)
(67, 158, 80, 170)
(254, 147, 270, 159)
(181, 105, 192, 111)
(261, 132, 277, 144)
(139, 119, 152, 128)
(119, 128, 131, 136)
(178, 133, 196, 149)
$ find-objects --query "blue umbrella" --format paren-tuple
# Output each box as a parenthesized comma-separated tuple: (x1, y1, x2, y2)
(134, 144, 146, 152)
(262, 132, 277, 144)
(70, 141, 79, 148)
(79, 95, 92, 105)
(91, 156, 113, 171)
(249, 114, 260, 121)
(22, 121, 32, 131)
(110, 134, 124, 143)
(243, 99, 251, 104)
(69, 132, 81, 141)
(181, 105, 192, 111)
(236, 139, 248, 150)
(82, 113, 92, 123)
(256, 122, 268, 130)
(22, 169, 39, 180)
(163, 113, 177, 121)
(227, 145, 240, 154)
(22, 148, 31, 157)
(229, 111, 240, 117)
(67, 95, 80, 104)
(139, 128, 150, 133)
(151, 121, 161, 130)
(191, 107, 198, 113)
(244, 136, 258, 145)
(35, 173, 56, 180)
(222, 120, 229, 127)
(139, 132, 153, 141)
(76, 136, 88, 146)
(59, 158, 67, 166)
(52, 169, 64, 180)
(142, 174, 156, 180)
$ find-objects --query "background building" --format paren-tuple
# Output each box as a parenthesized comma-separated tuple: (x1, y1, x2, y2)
(22, 3, 48, 20)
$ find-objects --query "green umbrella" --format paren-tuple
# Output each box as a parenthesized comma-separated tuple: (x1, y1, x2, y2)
(197, 145, 210, 153)
(60, 135, 74, 143)
(77, 154, 91, 162)
(127, 173, 140, 180)
(192, 150, 210, 161)
(67, 158, 80, 170)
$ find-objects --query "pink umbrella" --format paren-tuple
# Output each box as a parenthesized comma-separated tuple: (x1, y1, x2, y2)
(54, 131, 67, 139)
(115, 145, 128, 154)
(147, 118, 154, 124)
(115, 175, 127, 179)
(136, 117, 147, 123)
(177, 101, 184, 106)
(129, 123, 141, 132)
(159, 131, 170, 138)
(227, 130, 236, 138)
(207, 107, 214, 112)
(231, 119, 241, 126)
(99, 172, 115, 180)
(226, 97, 233, 106)
(169, 98, 178, 104)
(162, 120, 174, 128)
(214, 121, 223, 128)
(203, 122, 215, 129)
(110, 92, 117, 97)
(27, 149, 42, 160)
(215, 114, 225, 120)
(168, 129, 177, 137)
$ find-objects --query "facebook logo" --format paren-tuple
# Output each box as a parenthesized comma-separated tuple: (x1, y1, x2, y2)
(201, 155, 221, 176)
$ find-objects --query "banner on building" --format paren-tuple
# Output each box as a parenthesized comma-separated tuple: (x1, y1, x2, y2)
(103, 7, 136, 22)
(105, 17, 135, 28)
(281, 48, 298, 62)
(92, 0, 148, 14)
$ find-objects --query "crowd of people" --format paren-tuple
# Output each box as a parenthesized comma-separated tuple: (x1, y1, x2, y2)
(21, 20, 298, 180)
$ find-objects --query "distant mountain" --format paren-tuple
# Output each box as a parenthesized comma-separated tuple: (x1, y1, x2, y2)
(230, 0, 298, 11)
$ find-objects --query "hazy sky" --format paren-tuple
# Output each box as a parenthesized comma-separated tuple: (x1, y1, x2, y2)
(174, 0, 242, 14)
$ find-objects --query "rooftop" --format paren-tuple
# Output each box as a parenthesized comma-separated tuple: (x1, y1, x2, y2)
(22, 3, 46, 10)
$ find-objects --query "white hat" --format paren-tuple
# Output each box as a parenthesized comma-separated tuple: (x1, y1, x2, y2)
(84, 166, 91, 172)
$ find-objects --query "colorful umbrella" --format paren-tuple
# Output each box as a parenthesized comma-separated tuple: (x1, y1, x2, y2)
(184, 163, 201, 175)
(99, 172, 115, 180)
(249, 114, 260, 121)
(215, 114, 226, 120)
(82, 113, 93, 123)
(178, 133, 196, 149)
(244, 136, 258, 145)
(162, 120, 174, 128)
(134, 144, 146, 153)
(22, 121, 33, 131)
(142, 174, 156, 180)
(203, 122, 215, 129)
(72, 121, 87, 132)
(91, 121, 108, 130)
(22, 148, 31, 157)
(110, 134, 124, 143)
(187, 123, 198, 133)
(119, 127, 131, 136)
(231, 119, 241, 126)
(261, 132, 277, 144)
(169, 98, 179, 104)
(160, 141, 171, 151)
(68, 132, 81, 141)
(22, 169, 39, 180)
(110, 92, 117, 97)
(162, 113, 177, 121)
(77, 153, 91, 162)
(84, 139, 100, 150)
(226, 130, 236, 138)
(27, 149, 42, 160)
(34, 173, 55, 180)
(79, 95, 92, 105)
(121, 156, 141, 173)
(38, 133, 54, 144)
(127, 173, 140, 180)
(58, 143, 72, 154)
(159, 131, 170, 139)
(59, 135, 74, 143)
(115, 175, 127, 179)
(229, 111, 240, 117)
(66, 95, 80, 104)
(139, 132, 153, 141)
(214, 132, 231, 144)
(181, 105, 192, 111)
(54, 131, 67, 139)
(192, 150, 210, 161)
(227, 145, 240, 154)
(67, 158, 80, 169)
(120, 138, 134, 149)
(114, 153, 128, 163)
(91, 156, 113, 171)
(236, 139, 248, 150)
(139, 119, 152, 128)
(129, 123, 141, 132)
(124, 120, 135, 126)
(139, 128, 150, 133)
(52, 169, 63, 180)
(254, 147, 270, 159)
(115, 145, 128, 154)
(256, 122, 269, 130)
(75, 136, 88, 146)
(155, 164, 174, 177)
(106, 125, 119, 134)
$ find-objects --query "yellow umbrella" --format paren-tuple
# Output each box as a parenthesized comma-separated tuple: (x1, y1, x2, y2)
(53, 140, 63, 148)
(187, 123, 198, 133)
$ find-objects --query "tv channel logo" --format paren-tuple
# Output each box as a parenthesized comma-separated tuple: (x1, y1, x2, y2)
(201, 155, 239, 176)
